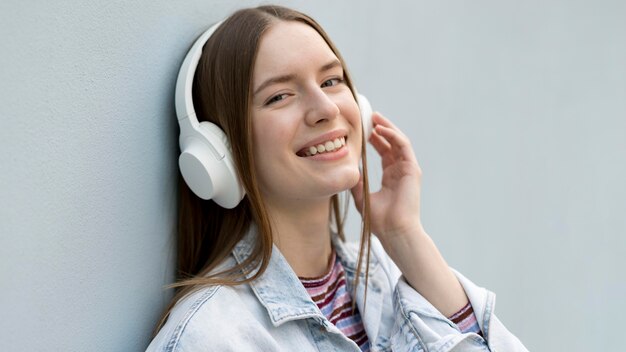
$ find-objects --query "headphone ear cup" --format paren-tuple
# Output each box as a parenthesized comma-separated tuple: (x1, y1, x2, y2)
(179, 121, 245, 209)
(356, 93, 373, 140)
(179, 139, 220, 200)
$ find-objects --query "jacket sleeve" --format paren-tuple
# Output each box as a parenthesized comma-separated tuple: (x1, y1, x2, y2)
(370, 238, 529, 352)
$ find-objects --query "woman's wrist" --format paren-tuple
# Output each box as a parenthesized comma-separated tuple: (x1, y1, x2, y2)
(378, 226, 469, 317)
(376, 219, 425, 249)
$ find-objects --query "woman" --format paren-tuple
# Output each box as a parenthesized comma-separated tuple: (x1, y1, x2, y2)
(147, 5, 527, 351)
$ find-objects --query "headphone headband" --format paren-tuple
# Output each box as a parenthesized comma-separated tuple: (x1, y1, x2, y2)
(175, 22, 223, 128)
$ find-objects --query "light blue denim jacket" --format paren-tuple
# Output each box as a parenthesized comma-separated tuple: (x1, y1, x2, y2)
(147, 226, 528, 351)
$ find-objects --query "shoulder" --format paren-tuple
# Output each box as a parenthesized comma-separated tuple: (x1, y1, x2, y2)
(145, 285, 224, 351)
(146, 267, 276, 351)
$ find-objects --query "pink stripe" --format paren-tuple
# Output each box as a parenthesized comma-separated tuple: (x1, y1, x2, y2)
(336, 321, 362, 336)
(313, 278, 345, 306)
(457, 316, 478, 330)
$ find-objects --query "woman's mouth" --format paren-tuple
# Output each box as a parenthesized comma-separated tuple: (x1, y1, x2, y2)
(297, 136, 347, 157)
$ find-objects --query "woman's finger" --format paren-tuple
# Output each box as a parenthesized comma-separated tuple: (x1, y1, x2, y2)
(369, 127, 392, 157)
(374, 124, 416, 162)
(370, 112, 413, 160)
(372, 112, 402, 133)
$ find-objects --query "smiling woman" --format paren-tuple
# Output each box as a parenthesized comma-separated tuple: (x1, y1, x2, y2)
(250, 21, 362, 225)
(146, 4, 528, 352)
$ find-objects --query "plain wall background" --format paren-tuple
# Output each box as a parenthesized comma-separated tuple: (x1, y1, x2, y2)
(1, 0, 624, 350)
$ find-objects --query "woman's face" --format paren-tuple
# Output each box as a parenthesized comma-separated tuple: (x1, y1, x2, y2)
(250, 20, 362, 209)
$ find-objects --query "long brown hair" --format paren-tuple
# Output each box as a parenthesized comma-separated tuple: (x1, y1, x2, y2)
(154, 5, 372, 334)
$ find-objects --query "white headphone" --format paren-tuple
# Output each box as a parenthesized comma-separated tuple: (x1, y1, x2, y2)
(175, 22, 373, 208)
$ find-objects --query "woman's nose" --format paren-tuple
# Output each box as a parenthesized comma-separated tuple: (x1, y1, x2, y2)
(303, 88, 340, 126)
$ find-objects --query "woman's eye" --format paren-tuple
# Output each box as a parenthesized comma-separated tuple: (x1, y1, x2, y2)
(321, 78, 343, 88)
(265, 93, 287, 106)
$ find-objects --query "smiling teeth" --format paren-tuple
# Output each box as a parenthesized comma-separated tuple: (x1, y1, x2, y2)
(303, 137, 346, 157)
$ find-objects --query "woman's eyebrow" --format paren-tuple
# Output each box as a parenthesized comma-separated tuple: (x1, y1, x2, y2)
(253, 74, 296, 96)
(253, 59, 342, 96)
(319, 59, 341, 73)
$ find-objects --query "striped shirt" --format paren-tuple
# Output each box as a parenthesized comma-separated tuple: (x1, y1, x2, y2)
(448, 300, 483, 336)
(299, 251, 370, 351)
(299, 251, 483, 351)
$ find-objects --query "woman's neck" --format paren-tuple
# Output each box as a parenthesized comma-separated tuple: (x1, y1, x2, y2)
(264, 197, 334, 278)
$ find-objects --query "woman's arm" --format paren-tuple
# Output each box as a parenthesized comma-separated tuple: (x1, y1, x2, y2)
(351, 112, 467, 317)
(381, 226, 468, 317)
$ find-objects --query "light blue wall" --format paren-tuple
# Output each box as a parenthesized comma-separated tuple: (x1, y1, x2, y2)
(1, 1, 624, 351)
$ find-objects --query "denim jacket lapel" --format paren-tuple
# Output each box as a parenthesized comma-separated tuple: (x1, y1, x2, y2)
(231, 225, 323, 327)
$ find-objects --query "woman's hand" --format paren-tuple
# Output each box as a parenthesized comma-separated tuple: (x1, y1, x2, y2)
(351, 112, 469, 317)
(351, 112, 425, 244)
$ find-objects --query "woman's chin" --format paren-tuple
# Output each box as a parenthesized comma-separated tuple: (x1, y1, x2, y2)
(334, 169, 362, 193)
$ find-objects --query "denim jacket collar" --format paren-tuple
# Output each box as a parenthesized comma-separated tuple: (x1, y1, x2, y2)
(231, 224, 384, 341)
(231, 225, 321, 327)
